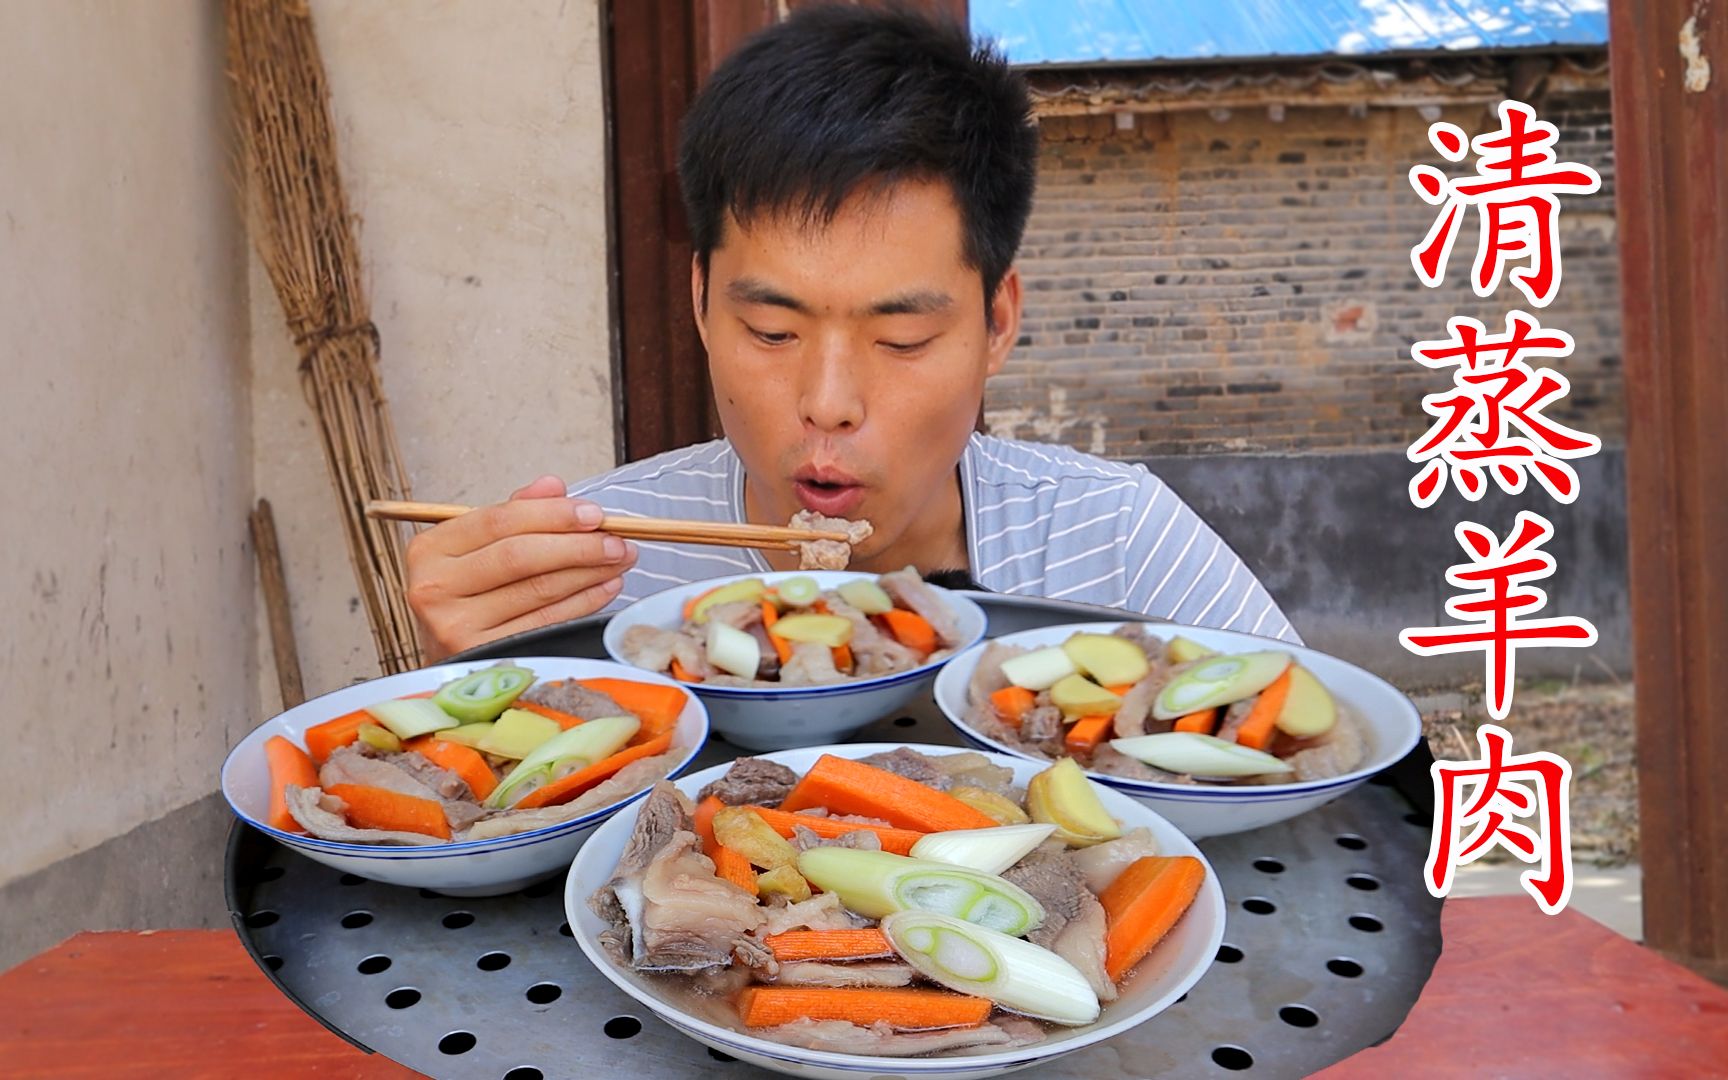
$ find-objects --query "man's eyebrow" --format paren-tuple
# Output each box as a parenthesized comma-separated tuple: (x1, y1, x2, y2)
(865, 289, 953, 317)
(726, 278, 809, 313)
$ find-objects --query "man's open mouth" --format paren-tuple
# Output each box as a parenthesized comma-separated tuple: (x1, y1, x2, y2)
(793, 467, 866, 517)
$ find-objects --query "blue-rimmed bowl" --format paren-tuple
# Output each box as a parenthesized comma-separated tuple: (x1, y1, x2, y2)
(603, 571, 986, 750)
(566, 743, 1224, 1080)
(935, 623, 1422, 838)
(220, 656, 709, 895)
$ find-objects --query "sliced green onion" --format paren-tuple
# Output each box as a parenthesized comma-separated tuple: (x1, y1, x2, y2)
(365, 698, 460, 741)
(1151, 651, 1292, 720)
(837, 578, 894, 615)
(705, 620, 760, 679)
(882, 911, 1101, 1026)
(795, 848, 1045, 936)
(909, 824, 1058, 876)
(999, 646, 1077, 691)
(1110, 732, 1293, 778)
(775, 575, 821, 607)
(487, 714, 639, 808)
(432, 664, 534, 723)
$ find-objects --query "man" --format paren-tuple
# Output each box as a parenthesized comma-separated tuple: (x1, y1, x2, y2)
(408, 5, 1294, 660)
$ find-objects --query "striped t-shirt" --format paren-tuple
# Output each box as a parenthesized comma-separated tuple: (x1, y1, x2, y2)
(568, 435, 1298, 643)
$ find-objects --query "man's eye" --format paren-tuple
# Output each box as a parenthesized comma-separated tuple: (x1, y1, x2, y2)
(882, 338, 935, 354)
(749, 327, 794, 346)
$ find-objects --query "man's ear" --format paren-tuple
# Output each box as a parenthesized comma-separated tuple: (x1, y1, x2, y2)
(984, 266, 1023, 377)
(690, 253, 711, 351)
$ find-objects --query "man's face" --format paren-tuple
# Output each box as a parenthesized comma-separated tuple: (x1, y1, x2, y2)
(694, 178, 1020, 567)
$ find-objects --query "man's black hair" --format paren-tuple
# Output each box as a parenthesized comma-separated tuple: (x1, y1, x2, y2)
(678, 3, 1038, 318)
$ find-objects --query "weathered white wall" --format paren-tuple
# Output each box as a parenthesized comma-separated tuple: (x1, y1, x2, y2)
(0, 1, 254, 886)
(251, 0, 617, 706)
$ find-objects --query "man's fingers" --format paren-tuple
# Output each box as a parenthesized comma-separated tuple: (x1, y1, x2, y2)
(430, 495, 605, 556)
(510, 475, 568, 501)
(439, 532, 634, 599)
(455, 555, 637, 631)
(478, 576, 628, 643)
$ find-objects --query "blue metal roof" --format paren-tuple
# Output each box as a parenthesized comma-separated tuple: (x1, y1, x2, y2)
(973, 0, 1609, 67)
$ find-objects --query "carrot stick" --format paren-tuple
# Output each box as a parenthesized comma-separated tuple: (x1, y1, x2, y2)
(682, 585, 721, 620)
(670, 657, 703, 683)
(694, 794, 724, 856)
(1173, 708, 1220, 735)
(1105, 684, 1137, 696)
(576, 678, 689, 738)
(1064, 715, 1113, 756)
(762, 599, 793, 665)
(302, 709, 371, 764)
(512, 733, 675, 810)
(832, 643, 854, 674)
(1100, 855, 1205, 982)
(514, 700, 585, 730)
(778, 755, 997, 833)
(878, 609, 937, 655)
(712, 845, 759, 896)
(763, 928, 894, 962)
(325, 783, 452, 840)
(1232, 670, 1294, 751)
(989, 686, 1036, 727)
(405, 736, 499, 800)
(737, 987, 990, 1031)
(743, 805, 926, 855)
(265, 736, 319, 832)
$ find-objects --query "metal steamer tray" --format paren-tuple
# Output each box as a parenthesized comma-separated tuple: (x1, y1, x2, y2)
(227, 595, 1443, 1079)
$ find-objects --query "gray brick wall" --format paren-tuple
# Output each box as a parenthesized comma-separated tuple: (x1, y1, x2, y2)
(989, 91, 1622, 457)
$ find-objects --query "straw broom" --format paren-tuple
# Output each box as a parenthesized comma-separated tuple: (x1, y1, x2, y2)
(227, 0, 422, 674)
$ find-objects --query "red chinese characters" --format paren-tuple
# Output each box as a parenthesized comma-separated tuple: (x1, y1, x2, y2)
(1400, 512, 1598, 721)
(1409, 100, 1602, 309)
(1426, 723, 1574, 914)
(1407, 311, 1602, 507)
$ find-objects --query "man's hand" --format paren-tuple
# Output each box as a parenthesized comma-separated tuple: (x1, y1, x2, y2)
(406, 476, 637, 662)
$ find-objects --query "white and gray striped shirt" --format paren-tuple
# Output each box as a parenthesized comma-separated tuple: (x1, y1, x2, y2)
(569, 435, 1298, 643)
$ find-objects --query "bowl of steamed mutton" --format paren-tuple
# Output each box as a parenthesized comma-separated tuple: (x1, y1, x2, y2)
(604, 569, 986, 750)
(221, 657, 708, 895)
(934, 623, 1423, 838)
(566, 744, 1224, 1080)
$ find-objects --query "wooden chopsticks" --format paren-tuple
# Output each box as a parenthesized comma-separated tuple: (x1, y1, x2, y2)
(364, 499, 852, 552)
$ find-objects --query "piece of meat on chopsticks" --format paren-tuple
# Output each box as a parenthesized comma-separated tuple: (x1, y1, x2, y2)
(790, 510, 873, 570)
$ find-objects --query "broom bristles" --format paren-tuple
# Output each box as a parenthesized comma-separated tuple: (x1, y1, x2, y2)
(228, 0, 422, 673)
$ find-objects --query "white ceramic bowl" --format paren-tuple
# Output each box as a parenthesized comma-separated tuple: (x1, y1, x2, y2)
(221, 656, 709, 896)
(935, 623, 1423, 839)
(603, 571, 986, 751)
(566, 742, 1224, 1080)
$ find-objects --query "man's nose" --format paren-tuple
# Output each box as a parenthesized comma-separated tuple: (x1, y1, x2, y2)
(798, 333, 865, 433)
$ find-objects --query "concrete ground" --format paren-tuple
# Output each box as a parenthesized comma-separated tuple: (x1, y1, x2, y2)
(1450, 860, 1643, 941)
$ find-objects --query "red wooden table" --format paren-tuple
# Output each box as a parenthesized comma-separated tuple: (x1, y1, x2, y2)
(2, 897, 1725, 1078)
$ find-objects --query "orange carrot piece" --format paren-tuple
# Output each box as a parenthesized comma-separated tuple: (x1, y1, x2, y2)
(514, 700, 586, 730)
(878, 608, 938, 655)
(694, 794, 725, 857)
(682, 585, 721, 620)
(712, 845, 759, 896)
(778, 755, 997, 833)
(512, 733, 675, 810)
(303, 709, 371, 764)
(762, 599, 794, 665)
(763, 928, 894, 963)
(743, 805, 926, 855)
(989, 686, 1037, 727)
(265, 736, 319, 832)
(404, 736, 499, 800)
(737, 987, 990, 1031)
(1065, 715, 1114, 756)
(1100, 855, 1206, 982)
(670, 657, 703, 683)
(325, 783, 452, 840)
(1173, 708, 1220, 735)
(575, 678, 689, 738)
(1105, 684, 1137, 696)
(1232, 669, 1294, 751)
(832, 643, 854, 674)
